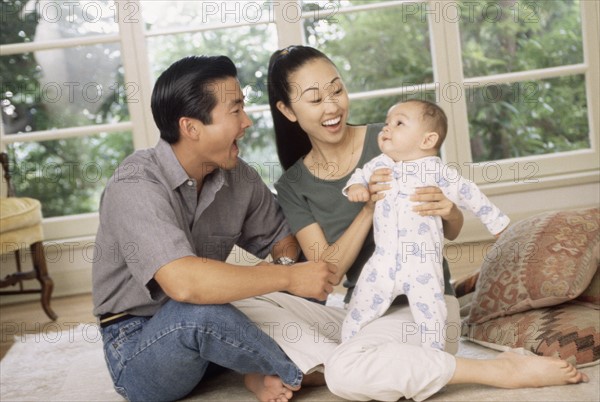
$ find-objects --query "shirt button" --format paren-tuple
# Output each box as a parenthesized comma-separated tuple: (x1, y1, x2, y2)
(187, 180, 193, 186)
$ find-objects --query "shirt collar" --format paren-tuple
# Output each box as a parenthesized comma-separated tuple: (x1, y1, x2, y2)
(155, 139, 189, 190)
(154, 138, 226, 190)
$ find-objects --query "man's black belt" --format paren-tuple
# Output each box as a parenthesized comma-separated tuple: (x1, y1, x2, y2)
(99, 312, 137, 328)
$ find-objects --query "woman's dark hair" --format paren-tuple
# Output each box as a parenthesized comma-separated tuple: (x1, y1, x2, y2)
(151, 55, 237, 144)
(267, 46, 336, 170)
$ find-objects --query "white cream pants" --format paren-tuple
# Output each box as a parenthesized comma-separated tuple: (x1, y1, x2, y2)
(233, 292, 460, 401)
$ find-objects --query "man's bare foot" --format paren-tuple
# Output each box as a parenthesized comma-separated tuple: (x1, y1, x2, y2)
(451, 352, 589, 389)
(495, 352, 589, 388)
(244, 373, 300, 402)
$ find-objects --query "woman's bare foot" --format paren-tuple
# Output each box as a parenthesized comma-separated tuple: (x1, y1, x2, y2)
(451, 352, 589, 389)
(494, 352, 589, 388)
(244, 373, 300, 402)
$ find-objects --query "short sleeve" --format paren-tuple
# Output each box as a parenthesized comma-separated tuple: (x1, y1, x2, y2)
(237, 164, 292, 258)
(101, 176, 195, 295)
(274, 170, 316, 234)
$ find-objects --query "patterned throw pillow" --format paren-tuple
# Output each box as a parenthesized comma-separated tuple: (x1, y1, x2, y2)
(575, 266, 600, 309)
(462, 302, 600, 366)
(467, 208, 600, 325)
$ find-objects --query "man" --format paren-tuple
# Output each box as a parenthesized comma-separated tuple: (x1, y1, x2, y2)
(92, 55, 337, 402)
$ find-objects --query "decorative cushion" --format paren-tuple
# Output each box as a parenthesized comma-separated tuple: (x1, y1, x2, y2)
(467, 208, 600, 325)
(462, 301, 600, 366)
(575, 266, 600, 309)
(0, 197, 42, 233)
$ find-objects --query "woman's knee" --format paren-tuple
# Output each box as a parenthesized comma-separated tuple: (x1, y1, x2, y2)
(324, 347, 366, 399)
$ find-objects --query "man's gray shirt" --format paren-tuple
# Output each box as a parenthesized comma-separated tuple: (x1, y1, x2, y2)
(92, 139, 291, 317)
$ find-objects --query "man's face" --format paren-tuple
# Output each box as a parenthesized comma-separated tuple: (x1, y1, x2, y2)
(197, 76, 252, 170)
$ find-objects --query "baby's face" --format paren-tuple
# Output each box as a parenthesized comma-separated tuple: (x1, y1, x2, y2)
(378, 102, 428, 162)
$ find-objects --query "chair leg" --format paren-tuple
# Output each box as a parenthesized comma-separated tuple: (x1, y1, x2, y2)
(31, 242, 58, 321)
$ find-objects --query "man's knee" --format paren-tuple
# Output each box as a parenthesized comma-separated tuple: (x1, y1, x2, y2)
(162, 300, 250, 324)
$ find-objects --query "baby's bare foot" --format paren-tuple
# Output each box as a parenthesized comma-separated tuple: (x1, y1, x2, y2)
(244, 373, 298, 402)
(496, 352, 589, 388)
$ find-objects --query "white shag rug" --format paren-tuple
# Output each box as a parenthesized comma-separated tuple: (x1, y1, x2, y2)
(1, 317, 598, 401)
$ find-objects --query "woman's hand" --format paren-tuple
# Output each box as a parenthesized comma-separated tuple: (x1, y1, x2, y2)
(410, 186, 464, 240)
(410, 186, 454, 218)
(365, 168, 392, 209)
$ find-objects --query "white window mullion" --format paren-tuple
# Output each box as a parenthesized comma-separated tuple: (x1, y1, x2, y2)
(0, 122, 133, 144)
(117, 0, 157, 149)
(427, 4, 471, 166)
(581, 0, 600, 153)
(275, 0, 305, 47)
(465, 64, 588, 86)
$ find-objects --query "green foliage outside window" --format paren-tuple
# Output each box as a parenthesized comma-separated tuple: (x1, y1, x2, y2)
(459, 0, 588, 161)
(1, 0, 591, 217)
(1, 0, 133, 218)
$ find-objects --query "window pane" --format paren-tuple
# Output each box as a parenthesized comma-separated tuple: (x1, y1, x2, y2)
(241, 110, 282, 188)
(466, 75, 589, 162)
(146, 25, 278, 106)
(349, 91, 438, 125)
(304, 2, 433, 92)
(1, 0, 119, 45)
(7, 132, 134, 218)
(460, 0, 583, 77)
(1, 45, 129, 133)
(142, 1, 274, 30)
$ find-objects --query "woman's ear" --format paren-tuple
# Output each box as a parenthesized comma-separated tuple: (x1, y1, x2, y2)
(276, 101, 298, 122)
(178, 117, 200, 141)
(420, 131, 439, 150)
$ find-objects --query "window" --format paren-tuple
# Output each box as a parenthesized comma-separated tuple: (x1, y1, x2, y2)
(1, 0, 598, 244)
(140, 1, 283, 184)
(1, 1, 137, 226)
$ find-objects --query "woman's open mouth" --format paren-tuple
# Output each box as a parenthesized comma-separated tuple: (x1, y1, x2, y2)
(322, 116, 342, 131)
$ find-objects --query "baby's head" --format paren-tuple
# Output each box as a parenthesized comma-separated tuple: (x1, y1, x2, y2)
(378, 99, 448, 162)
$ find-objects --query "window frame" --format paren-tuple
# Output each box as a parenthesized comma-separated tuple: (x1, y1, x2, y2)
(0, 0, 598, 244)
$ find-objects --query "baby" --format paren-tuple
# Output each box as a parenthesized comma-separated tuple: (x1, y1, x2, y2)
(341, 99, 510, 350)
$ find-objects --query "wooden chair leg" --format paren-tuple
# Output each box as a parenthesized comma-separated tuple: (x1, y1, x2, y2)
(31, 242, 58, 321)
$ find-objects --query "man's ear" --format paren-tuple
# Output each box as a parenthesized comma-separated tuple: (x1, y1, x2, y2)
(276, 101, 298, 122)
(178, 117, 200, 141)
(420, 131, 439, 150)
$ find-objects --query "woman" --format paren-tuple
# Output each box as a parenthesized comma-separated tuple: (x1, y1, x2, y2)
(264, 45, 587, 401)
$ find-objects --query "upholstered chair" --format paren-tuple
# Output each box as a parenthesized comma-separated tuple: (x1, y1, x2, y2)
(0, 152, 57, 320)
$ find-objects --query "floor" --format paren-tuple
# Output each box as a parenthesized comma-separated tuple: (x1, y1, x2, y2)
(0, 293, 96, 360)
(0, 241, 489, 361)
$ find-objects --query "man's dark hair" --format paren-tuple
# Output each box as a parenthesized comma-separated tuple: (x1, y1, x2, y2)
(151, 55, 237, 144)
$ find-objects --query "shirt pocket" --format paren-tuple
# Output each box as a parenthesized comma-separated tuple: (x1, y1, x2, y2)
(203, 232, 242, 261)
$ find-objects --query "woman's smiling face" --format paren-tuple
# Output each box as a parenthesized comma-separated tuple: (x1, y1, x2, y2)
(277, 58, 350, 145)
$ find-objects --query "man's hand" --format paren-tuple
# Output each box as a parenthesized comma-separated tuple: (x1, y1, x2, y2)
(286, 261, 338, 301)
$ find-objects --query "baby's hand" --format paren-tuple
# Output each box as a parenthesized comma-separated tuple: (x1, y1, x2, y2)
(347, 184, 370, 202)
